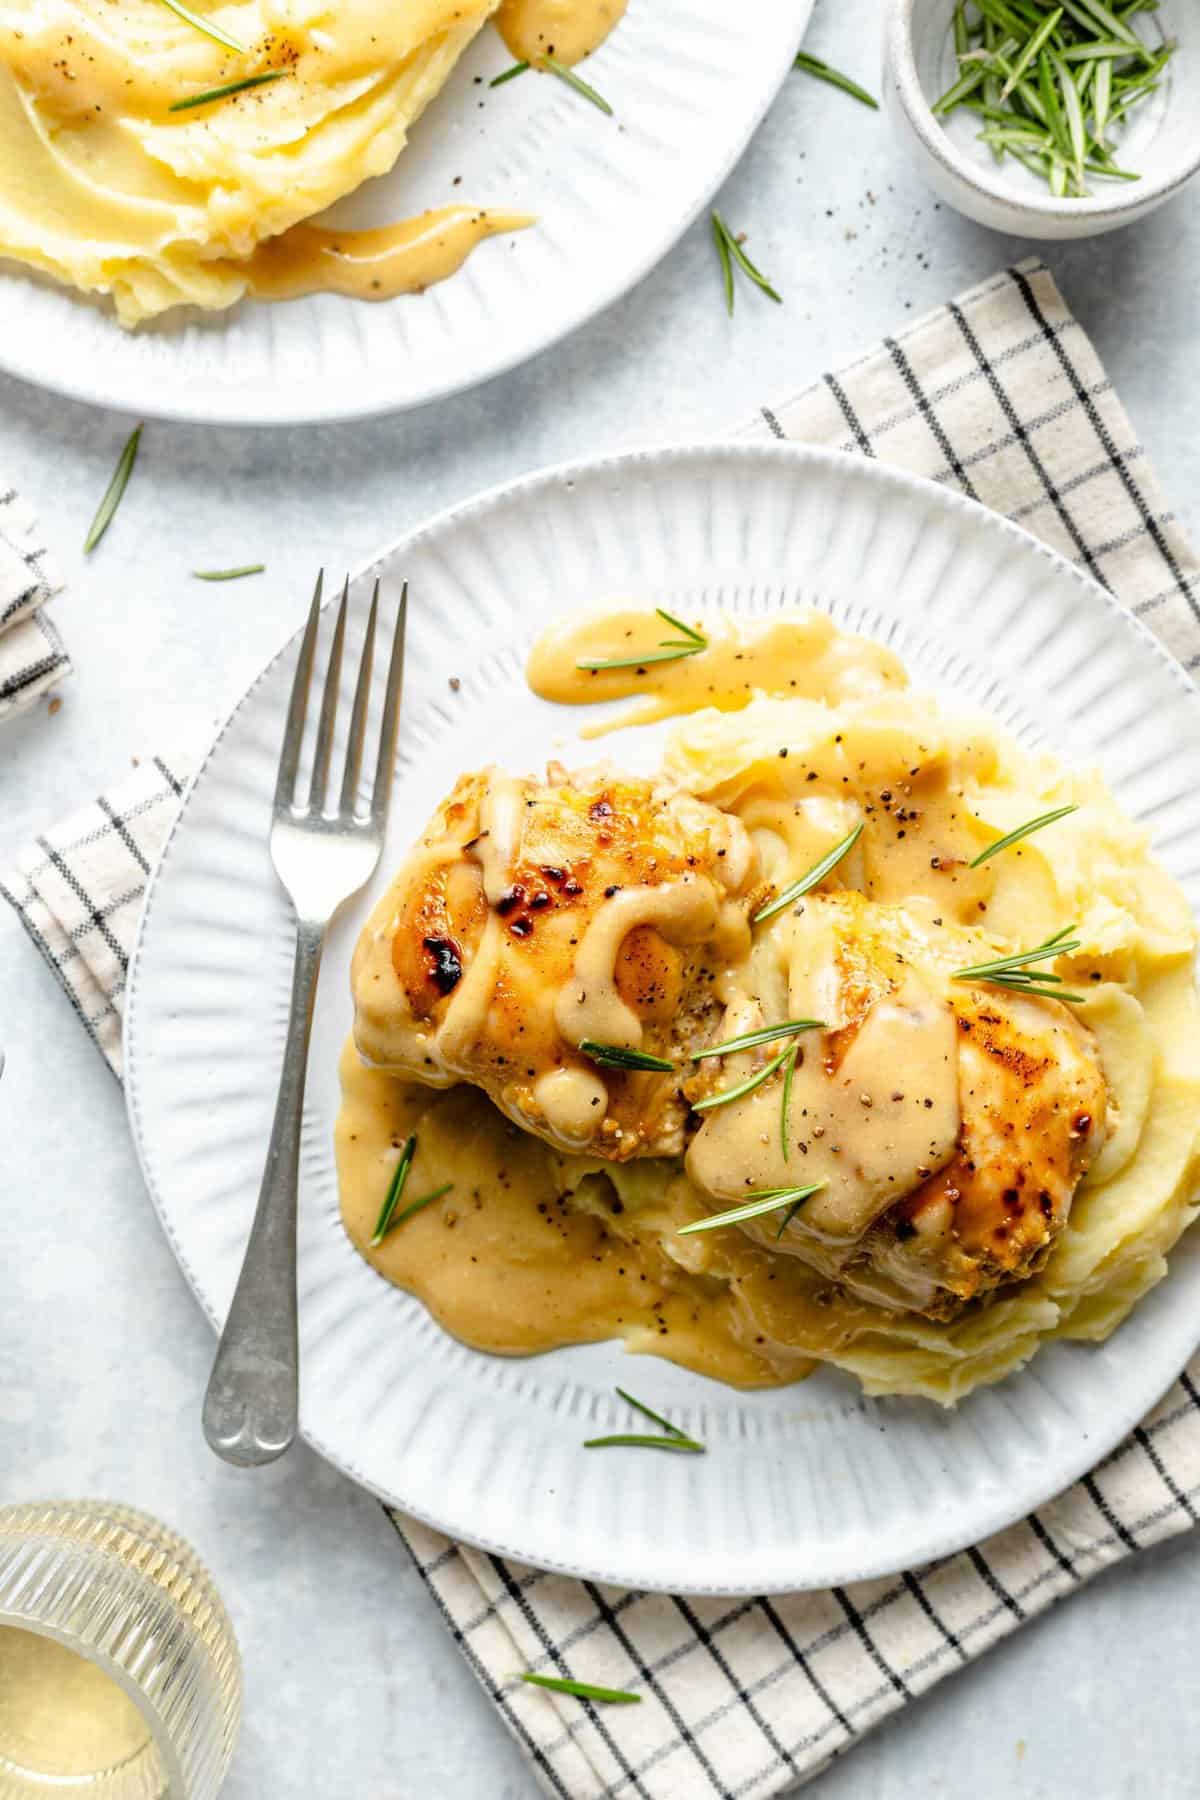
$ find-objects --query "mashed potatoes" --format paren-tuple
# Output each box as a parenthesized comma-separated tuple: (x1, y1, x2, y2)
(336, 609, 1200, 1404)
(0, 0, 512, 323)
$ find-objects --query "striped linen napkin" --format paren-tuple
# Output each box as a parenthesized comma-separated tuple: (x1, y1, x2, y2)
(0, 480, 69, 720)
(6, 256, 1200, 1799)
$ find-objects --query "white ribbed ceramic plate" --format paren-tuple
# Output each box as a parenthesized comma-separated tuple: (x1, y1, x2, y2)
(125, 444, 1200, 1593)
(0, 1, 805, 425)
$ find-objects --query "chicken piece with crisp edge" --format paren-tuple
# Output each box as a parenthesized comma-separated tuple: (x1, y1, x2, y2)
(351, 764, 761, 1158)
(685, 892, 1108, 1320)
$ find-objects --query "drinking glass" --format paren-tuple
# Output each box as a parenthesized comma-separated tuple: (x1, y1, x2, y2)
(0, 1501, 241, 1800)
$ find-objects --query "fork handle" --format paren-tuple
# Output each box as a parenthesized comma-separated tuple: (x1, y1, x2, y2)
(202, 917, 325, 1467)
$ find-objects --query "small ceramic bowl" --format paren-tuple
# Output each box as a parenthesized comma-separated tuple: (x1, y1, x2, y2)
(884, 0, 1200, 237)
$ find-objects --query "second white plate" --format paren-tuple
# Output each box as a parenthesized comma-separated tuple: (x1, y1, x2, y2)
(0, 1, 805, 424)
(125, 443, 1200, 1592)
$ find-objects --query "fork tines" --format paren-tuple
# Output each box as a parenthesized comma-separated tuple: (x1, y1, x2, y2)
(275, 571, 407, 826)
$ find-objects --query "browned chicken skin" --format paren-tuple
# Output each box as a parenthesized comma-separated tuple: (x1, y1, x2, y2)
(352, 764, 761, 1158)
(354, 776, 1107, 1323)
(877, 984, 1105, 1315)
(686, 892, 1108, 1319)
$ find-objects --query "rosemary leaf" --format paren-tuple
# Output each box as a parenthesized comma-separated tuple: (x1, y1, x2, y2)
(1067, 0, 1150, 53)
(691, 1019, 823, 1061)
(580, 1039, 674, 1073)
(582, 1391, 707, 1453)
(615, 1386, 690, 1436)
(655, 607, 706, 645)
(1058, 35, 1141, 56)
(169, 71, 286, 110)
(1001, 6, 1064, 95)
(1039, 47, 1074, 166)
(712, 213, 735, 315)
(752, 821, 863, 925)
(544, 55, 613, 115)
(1050, 45, 1088, 183)
(83, 426, 142, 554)
(793, 51, 879, 110)
(1093, 53, 1113, 135)
(691, 1043, 793, 1113)
(583, 1433, 706, 1452)
(576, 644, 705, 672)
(370, 1136, 416, 1245)
(378, 1182, 452, 1240)
(933, 59, 989, 114)
(712, 212, 781, 311)
(954, 927, 1082, 999)
(677, 1184, 825, 1237)
(490, 60, 530, 86)
(935, 0, 1161, 192)
(156, 0, 245, 53)
(721, 223, 783, 302)
(775, 1190, 809, 1238)
(192, 563, 266, 580)
(578, 611, 709, 672)
(780, 1043, 799, 1164)
(983, 977, 1088, 1000)
(521, 1674, 641, 1705)
(970, 803, 1078, 865)
(955, 2, 970, 54)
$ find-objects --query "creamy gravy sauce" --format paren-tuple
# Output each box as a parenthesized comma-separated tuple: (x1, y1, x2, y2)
(241, 209, 533, 303)
(526, 607, 907, 736)
(336, 607, 1098, 1385)
(496, 0, 628, 65)
(337, 1039, 830, 1384)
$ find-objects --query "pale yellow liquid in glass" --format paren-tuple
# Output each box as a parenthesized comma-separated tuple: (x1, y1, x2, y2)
(0, 1625, 150, 1779)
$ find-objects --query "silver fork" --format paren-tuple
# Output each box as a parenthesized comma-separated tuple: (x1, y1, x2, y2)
(202, 570, 407, 1468)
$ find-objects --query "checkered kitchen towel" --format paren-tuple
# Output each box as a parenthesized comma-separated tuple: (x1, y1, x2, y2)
(6, 257, 1200, 1799)
(0, 480, 69, 719)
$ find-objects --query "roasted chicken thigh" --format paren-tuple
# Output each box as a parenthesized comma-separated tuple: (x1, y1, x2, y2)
(352, 764, 760, 1158)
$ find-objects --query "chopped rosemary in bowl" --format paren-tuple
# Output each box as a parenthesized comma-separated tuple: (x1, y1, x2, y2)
(886, 0, 1199, 234)
(929, 0, 1176, 196)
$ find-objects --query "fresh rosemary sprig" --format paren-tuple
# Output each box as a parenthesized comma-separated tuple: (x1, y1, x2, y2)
(489, 55, 612, 113)
(931, 0, 1172, 192)
(576, 608, 708, 672)
(544, 54, 612, 115)
(368, 1140, 449, 1245)
(582, 1432, 704, 1451)
(753, 822, 863, 926)
(83, 426, 142, 554)
(793, 50, 879, 109)
(577, 645, 706, 671)
(1000, 7, 1064, 94)
(953, 925, 1086, 1002)
(969, 803, 1078, 865)
(691, 1043, 793, 1113)
(677, 1184, 825, 1237)
(584, 1388, 705, 1453)
(780, 1043, 799, 1163)
(521, 1674, 642, 1704)
(192, 563, 266, 580)
(615, 1386, 692, 1434)
(170, 72, 286, 111)
(691, 1019, 823, 1061)
(711, 211, 782, 317)
(580, 1039, 674, 1073)
(156, 0, 246, 54)
(654, 607, 706, 646)
(775, 1183, 814, 1238)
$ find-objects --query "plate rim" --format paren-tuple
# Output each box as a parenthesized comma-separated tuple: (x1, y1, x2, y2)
(0, 8, 809, 426)
(125, 439, 1200, 1592)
